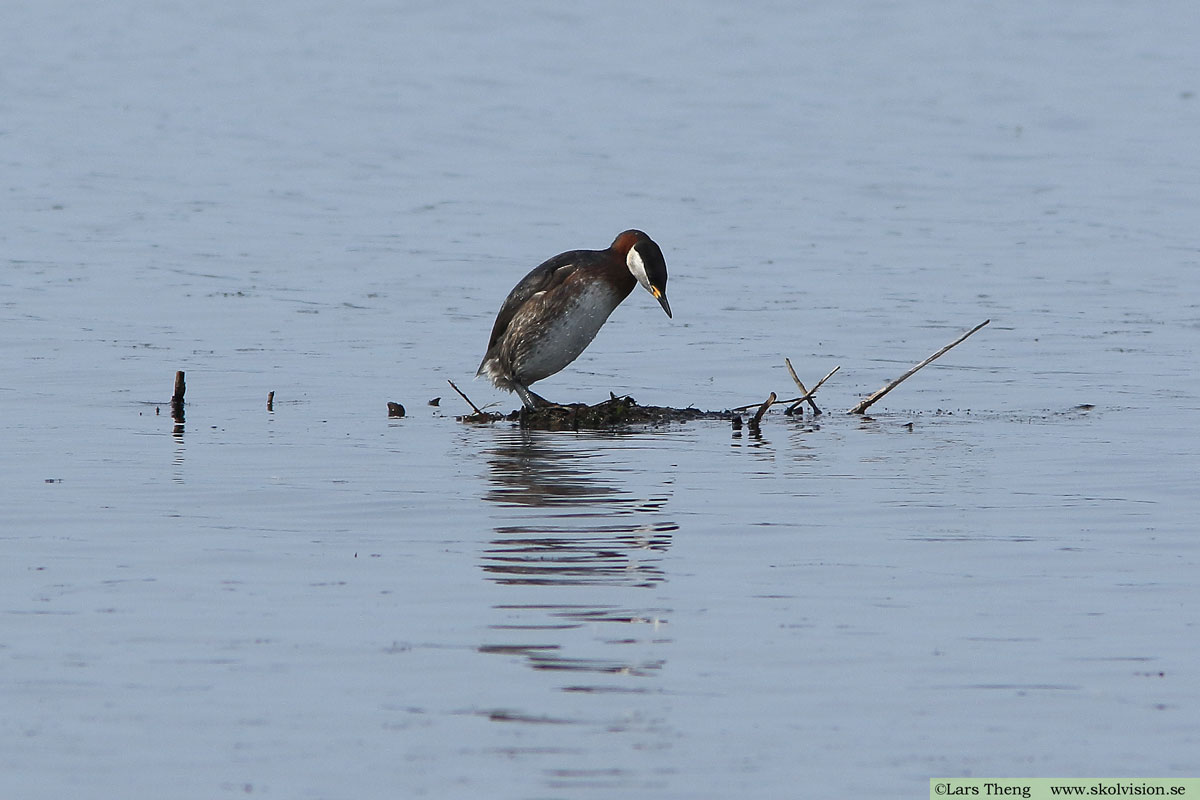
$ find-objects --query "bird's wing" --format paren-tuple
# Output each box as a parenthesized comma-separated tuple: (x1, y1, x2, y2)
(483, 249, 598, 350)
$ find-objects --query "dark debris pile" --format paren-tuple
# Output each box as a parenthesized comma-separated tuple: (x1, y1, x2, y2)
(459, 394, 733, 431)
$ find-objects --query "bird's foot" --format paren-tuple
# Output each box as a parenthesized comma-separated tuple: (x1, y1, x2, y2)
(516, 385, 556, 410)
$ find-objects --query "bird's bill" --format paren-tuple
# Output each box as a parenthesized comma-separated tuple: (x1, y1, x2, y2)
(651, 286, 672, 319)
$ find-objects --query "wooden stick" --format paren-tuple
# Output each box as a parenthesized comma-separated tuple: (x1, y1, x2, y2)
(732, 364, 842, 413)
(784, 358, 819, 415)
(848, 320, 990, 415)
(785, 364, 840, 415)
(447, 379, 485, 416)
(732, 394, 784, 412)
(750, 392, 775, 426)
(170, 370, 185, 422)
(732, 395, 788, 413)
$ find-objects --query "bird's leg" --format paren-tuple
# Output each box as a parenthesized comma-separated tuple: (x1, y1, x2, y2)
(514, 383, 554, 409)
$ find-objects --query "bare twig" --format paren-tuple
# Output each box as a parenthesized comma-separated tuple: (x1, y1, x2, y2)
(731, 396, 783, 413)
(848, 320, 990, 415)
(785, 364, 840, 413)
(785, 364, 840, 415)
(447, 379, 485, 416)
(784, 358, 820, 415)
(732, 364, 842, 414)
(750, 392, 775, 426)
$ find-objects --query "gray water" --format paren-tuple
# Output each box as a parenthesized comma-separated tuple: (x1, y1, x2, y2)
(3, 1, 1199, 797)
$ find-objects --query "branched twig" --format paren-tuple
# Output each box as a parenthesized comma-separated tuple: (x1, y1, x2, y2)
(848, 320, 990, 415)
(785, 364, 840, 415)
(732, 364, 842, 414)
(784, 358, 820, 415)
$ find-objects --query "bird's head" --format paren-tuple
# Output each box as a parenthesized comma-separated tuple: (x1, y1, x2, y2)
(613, 229, 672, 318)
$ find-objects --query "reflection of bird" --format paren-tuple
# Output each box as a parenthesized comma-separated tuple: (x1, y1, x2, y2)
(477, 230, 672, 409)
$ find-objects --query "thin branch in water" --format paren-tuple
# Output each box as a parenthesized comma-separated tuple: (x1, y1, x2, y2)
(447, 379, 485, 416)
(732, 394, 785, 413)
(731, 397, 778, 413)
(750, 392, 776, 426)
(785, 364, 840, 415)
(732, 364, 842, 414)
(848, 319, 990, 415)
(784, 358, 819, 415)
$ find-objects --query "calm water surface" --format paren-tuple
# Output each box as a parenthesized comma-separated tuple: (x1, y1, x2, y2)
(3, 1, 1198, 797)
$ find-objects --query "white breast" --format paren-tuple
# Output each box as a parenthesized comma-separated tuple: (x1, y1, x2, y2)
(515, 281, 624, 384)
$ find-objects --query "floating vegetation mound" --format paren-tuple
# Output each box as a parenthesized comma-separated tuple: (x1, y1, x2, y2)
(459, 394, 732, 431)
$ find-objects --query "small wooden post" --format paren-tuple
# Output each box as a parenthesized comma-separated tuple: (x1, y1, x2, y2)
(170, 371, 185, 422)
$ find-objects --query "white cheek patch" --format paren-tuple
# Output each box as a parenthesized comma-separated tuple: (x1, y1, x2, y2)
(626, 246, 651, 289)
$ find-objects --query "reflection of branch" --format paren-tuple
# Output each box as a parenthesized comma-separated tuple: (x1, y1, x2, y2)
(849, 320, 990, 415)
(447, 379, 485, 416)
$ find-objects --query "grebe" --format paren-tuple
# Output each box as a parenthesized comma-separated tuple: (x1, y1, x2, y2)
(477, 229, 671, 408)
